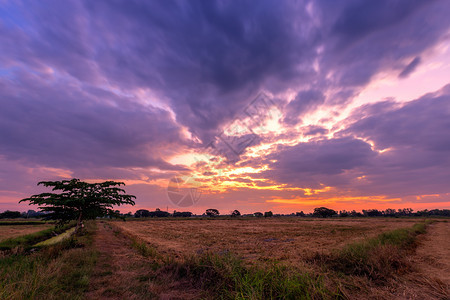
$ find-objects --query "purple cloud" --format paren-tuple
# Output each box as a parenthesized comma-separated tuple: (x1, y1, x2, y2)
(0, 70, 188, 170)
(1, 0, 450, 211)
(261, 86, 450, 198)
(261, 137, 375, 189)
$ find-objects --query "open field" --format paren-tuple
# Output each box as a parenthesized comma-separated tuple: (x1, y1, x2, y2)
(1, 218, 448, 299)
(109, 218, 449, 299)
(0, 223, 53, 241)
(113, 218, 422, 268)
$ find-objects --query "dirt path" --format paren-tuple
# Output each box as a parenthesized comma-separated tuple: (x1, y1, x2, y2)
(86, 221, 205, 300)
(395, 221, 450, 299)
(415, 222, 450, 286)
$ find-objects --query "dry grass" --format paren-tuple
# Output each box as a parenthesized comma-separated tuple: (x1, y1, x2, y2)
(114, 218, 419, 269)
(86, 221, 208, 299)
(0, 224, 53, 241)
(111, 218, 449, 299)
(106, 221, 336, 299)
(0, 222, 97, 299)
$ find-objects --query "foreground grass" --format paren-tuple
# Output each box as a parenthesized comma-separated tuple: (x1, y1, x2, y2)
(318, 220, 433, 282)
(114, 223, 341, 299)
(119, 220, 436, 299)
(0, 221, 97, 300)
(1, 219, 427, 299)
(162, 252, 339, 300)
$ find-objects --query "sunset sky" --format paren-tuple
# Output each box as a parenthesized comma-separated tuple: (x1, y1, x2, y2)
(1, 0, 450, 214)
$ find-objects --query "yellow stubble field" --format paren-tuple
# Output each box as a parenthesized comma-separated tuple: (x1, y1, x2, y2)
(114, 218, 420, 268)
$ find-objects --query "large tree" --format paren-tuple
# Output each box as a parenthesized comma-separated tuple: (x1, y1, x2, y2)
(20, 179, 136, 232)
(205, 208, 219, 217)
(313, 207, 337, 218)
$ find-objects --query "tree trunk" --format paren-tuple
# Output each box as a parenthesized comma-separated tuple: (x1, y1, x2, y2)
(75, 211, 83, 234)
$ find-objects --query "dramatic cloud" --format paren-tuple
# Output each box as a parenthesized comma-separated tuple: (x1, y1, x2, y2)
(1, 0, 449, 212)
(260, 86, 450, 200)
(0, 72, 188, 170)
(262, 137, 375, 188)
(398, 56, 421, 78)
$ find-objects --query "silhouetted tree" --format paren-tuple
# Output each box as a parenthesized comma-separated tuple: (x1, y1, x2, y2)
(173, 211, 193, 217)
(149, 209, 170, 217)
(231, 210, 241, 217)
(135, 209, 151, 218)
(313, 207, 336, 218)
(296, 211, 305, 217)
(383, 208, 396, 217)
(206, 208, 219, 217)
(20, 179, 135, 233)
(349, 210, 363, 217)
(264, 211, 273, 218)
(339, 210, 349, 217)
(253, 212, 263, 217)
(362, 209, 382, 217)
(397, 208, 413, 216)
(0, 210, 21, 219)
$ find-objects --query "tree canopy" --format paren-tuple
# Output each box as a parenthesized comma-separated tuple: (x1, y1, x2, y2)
(231, 210, 241, 217)
(206, 208, 219, 217)
(20, 179, 135, 232)
(264, 211, 273, 218)
(313, 207, 337, 218)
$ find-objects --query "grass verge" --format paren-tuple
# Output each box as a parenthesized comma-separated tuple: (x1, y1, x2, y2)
(0, 221, 97, 299)
(34, 227, 77, 247)
(109, 222, 161, 259)
(162, 252, 340, 299)
(317, 220, 433, 281)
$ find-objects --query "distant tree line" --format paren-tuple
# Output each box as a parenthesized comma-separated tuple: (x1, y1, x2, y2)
(0, 210, 46, 219)
(298, 207, 450, 218)
(2, 207, 449, 219)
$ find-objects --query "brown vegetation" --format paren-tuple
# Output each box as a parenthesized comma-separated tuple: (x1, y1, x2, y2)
(0, 224, 53, 241)
(2, 218, 448, 299)
(86, 221, 207, 299)
(113, 218, 419, 269)
(111, 218, 449, 299)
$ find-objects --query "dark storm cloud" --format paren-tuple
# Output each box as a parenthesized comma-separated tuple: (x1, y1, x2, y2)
(283, 89, 326, 125)
(0, 0, 322, 143)
(0, 71, 188, 170)
(341, 86, 450, 196)
(343, 86, 450, 152)
(302, 125, 328, 136)
(262, 87, 450, 197)
(398, 56, 421, 78)
(262, 137, 375, 189)
(1, 0, 450, 211)
(318, 0, 450, 92)
(331, 0, 430, 45)
(80, 0, 320, 142)
(278, 0, 450, 122)
(2, 0, 449, 142)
